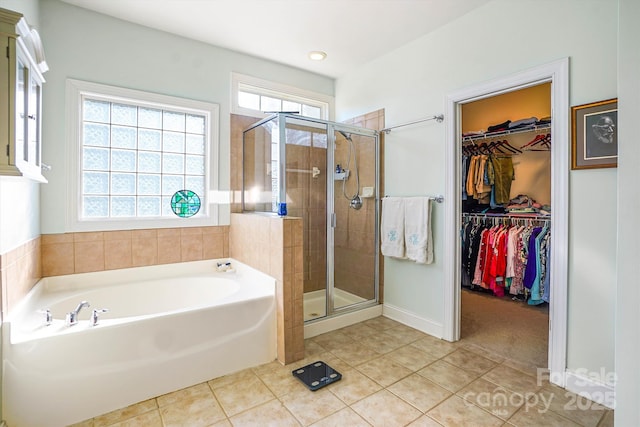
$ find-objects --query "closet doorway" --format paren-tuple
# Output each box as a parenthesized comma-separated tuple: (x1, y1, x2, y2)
(443, 58, 569, 387)
(460, 83, 551, 368)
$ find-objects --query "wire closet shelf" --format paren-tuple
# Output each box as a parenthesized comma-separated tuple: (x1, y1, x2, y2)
(462, 124, 551, 144)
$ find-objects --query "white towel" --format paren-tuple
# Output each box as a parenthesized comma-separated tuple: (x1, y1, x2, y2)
(381, 197, 405, 258)
(404, 197, 433, 264)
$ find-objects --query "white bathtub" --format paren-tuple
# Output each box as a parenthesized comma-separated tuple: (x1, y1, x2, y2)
(2, 259, 277, 427)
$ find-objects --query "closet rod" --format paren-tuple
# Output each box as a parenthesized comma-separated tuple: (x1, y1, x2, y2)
(382, 114, 444, 134)
(384, 195, 444, 203)
(462, 213, 550, 221)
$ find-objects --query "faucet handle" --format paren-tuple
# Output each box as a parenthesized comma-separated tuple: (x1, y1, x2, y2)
(65, 311, 75, 327)
(37, 308, 53, 326)
(90, 308, 109, 326)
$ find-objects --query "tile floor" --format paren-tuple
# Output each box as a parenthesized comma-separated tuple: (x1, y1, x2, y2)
(71, 316, 614, 427)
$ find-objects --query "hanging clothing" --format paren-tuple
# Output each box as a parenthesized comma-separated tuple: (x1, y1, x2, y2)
(490, 156, 515, 205)
(475, 155, 492, 204)
(462, 153, 514, 209)
(460, 122, 552, 309)
(461, 216, 551, 304)
(529, 226, 550, 305)
(523, 227, 544, 290)
(541, 234, 551, 303)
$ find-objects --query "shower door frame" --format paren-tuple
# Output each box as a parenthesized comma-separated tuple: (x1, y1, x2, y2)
(241, 113, 381, 322)
(325, 121, 381, 320)
(273, 113, 381, 322)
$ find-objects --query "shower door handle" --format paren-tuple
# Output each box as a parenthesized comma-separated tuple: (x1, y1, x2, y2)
(331, 212, 336, 228)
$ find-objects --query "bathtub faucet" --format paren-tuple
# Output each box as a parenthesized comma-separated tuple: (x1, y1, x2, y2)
(65, 300, 90, 326)
(90, 308, 109, 326)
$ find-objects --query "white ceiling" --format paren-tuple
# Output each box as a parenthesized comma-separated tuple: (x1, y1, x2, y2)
(59, 0, 491, 78)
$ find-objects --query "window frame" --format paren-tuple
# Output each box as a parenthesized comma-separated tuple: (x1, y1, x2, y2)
(65, 78, 220, 232)
(231, 72, 333, 120)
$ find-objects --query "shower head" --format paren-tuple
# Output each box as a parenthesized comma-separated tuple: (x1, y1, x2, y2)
(338, 130, 352, 141)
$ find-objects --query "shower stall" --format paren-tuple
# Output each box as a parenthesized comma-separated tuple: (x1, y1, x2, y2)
(242, 113, 380, 322)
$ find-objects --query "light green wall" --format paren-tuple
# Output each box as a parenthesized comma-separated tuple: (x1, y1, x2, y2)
(0, 0, 38, 27)
(336, 0, 618, 379)
(616, 0, 640, 424)
(0, 179, 41, 254)
(37, 0, 334, 233)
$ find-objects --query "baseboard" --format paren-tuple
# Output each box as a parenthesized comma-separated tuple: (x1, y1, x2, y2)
(564, 369, 615, 409)
(383, 303, 443, 339)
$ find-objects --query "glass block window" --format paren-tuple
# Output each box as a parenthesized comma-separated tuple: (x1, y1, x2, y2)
(231, 72, 332, 120)
(80, 98, 207, 219)
(67, 79, 219, 231)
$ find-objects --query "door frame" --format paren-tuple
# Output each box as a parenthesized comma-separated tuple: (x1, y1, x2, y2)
(442, 58, 569, 387)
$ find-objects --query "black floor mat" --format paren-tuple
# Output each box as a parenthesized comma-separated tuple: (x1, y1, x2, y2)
(292, 361, 342, 391)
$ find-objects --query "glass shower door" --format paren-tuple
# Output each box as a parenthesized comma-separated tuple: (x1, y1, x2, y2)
(282, 117, 329, 321)
(330, 129, 379, 311)
(244, 114, 379, 322)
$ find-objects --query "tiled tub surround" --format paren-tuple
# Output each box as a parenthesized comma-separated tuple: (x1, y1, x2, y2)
(0, 236, 41, 318)
(4, 259, 276, 427)
(1, 227, 229, 318)
(39, 218, 303, 365)
(230, 213, 304, 365)
(41, 226, 229, 277)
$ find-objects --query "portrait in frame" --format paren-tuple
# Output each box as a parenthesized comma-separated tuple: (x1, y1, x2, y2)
(571, 98, 617, 169)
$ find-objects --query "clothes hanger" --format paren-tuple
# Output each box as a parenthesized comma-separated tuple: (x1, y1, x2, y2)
(526, 137, 551, 151)
(497, 139, 523, 154)
(522, 133, 551, 151)
(463, 142, 479, 156)
(477, 142, 491, 155)
(491, 139, 511, 154)
(521, 133, 546, 148)
(486, 139, 503, 154)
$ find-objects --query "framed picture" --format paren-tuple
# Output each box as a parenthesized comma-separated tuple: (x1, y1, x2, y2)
(571, 98, 617, 169)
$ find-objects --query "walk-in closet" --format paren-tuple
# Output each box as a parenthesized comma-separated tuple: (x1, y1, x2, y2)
(459, 83, 551, 368)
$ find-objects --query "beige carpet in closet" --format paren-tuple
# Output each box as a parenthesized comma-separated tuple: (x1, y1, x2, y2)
(460, 288, 549, 368)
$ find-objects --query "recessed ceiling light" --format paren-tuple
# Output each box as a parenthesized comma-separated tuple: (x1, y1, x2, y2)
(308, 51, 327, 61)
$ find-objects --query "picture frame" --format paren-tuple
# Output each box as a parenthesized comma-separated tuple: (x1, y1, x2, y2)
(571, 98, 617, 169)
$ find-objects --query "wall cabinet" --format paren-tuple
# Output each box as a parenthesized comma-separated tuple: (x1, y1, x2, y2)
(0, 8, 48, 182)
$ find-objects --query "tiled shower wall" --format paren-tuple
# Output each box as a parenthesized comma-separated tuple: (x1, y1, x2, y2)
(230, 114, 258, 213)
(232, 115, 324, 298)
(285, 130, 327, 295)
(230, 111, 385, 302)
(335, 110, 385, 301)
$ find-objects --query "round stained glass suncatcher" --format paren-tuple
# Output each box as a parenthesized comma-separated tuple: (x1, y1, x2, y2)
(171, 190, 201, 218)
